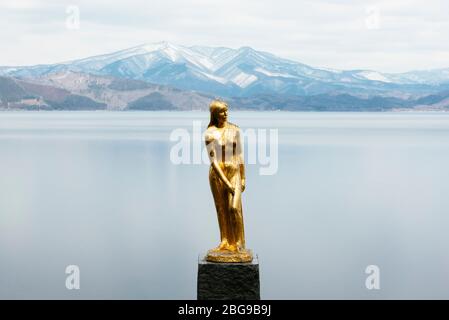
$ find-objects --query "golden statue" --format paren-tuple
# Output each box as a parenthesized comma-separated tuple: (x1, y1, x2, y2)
(204, 100, 253, 263)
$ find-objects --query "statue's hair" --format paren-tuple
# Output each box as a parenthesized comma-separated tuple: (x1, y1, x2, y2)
(208, 99, 228, 128)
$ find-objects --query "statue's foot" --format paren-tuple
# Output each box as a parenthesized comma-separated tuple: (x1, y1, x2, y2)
(211, 240, 229, 252)
(235, 241, 244, 252)
(222, 242, 244, 252)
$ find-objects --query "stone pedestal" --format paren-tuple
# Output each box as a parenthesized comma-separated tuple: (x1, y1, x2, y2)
(197, 255, 260, 300)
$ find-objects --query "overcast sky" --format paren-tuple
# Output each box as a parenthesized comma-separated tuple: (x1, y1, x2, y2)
(1, 0, 449, 73)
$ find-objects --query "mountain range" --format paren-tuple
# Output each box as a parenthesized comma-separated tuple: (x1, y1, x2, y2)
(1, 41, 449, 111)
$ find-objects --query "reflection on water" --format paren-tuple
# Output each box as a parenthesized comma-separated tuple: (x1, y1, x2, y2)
(1, 111, 449, 299)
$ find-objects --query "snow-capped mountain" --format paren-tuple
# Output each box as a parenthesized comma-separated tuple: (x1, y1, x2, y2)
(1, 41, 449, 97)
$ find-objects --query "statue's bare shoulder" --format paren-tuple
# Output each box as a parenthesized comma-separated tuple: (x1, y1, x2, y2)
(205, 126, 218, 143)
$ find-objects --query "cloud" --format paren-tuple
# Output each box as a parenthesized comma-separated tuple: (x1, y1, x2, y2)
(1, 0, 449, 72)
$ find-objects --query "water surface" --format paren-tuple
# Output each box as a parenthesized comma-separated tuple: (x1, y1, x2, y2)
(1, 111, 449, 299)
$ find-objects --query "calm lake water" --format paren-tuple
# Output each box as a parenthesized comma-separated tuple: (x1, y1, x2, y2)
(1, 111, 449, 299)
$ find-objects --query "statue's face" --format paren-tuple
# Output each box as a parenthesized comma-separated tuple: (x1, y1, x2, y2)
(216, 107, 228, 125)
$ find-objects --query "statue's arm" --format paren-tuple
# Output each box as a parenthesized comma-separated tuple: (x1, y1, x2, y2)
(236, 128, 246, 192)
(206, 135, 235, 194)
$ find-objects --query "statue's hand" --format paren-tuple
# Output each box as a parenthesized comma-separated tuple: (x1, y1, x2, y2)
(226, 182, 235, 195)
(241, 179, 246, 192)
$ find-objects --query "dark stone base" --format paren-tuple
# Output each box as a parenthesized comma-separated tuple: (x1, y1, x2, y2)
(197, 254, 260, 300)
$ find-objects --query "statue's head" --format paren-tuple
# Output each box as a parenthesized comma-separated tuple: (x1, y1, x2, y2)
(208, 100, 228, 128)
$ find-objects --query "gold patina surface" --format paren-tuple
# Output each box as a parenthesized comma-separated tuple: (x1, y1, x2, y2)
(204, 100, 254, 263)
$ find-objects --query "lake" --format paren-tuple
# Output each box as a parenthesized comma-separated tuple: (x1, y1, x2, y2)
(1, 111, 449, 299)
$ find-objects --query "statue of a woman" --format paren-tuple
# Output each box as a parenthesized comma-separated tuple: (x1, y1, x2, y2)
(204, 100, 253, 263)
